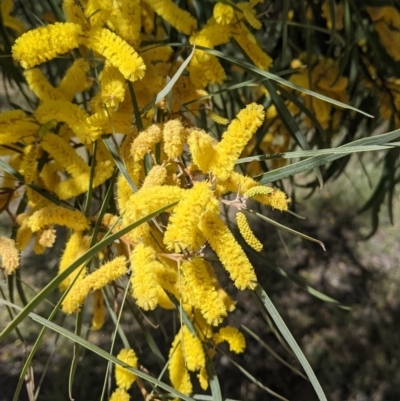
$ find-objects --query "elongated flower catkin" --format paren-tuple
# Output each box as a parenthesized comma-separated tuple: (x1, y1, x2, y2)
(130, 243, 160, 310)
(28, 206, 89, 232)
(168, 328, 193, 395)
(164, 182, 218, 252)
(181, 326, 206, 372)
(209, 111, 229, 125)
(181, 258, 227, 325)
(233, 25, 273, 70)
(24, 69, 61, 101)
(59, 231, 90, 291)
(115, 348, 138, 390)
(62, 0, 86, 25)
(0, 111, 39, 145)
(100, 61, 126, 107)
(58, 59, 92, 100)
(236, 212, 263, 252)
(244, 185, 274, 198)
(187, 128, 217, 172)
(124, 185, 184, 223)
(163, 119, 187, 159)
(147, 0, 198, 35)
(91, 290, 105, 331)
(199, 211, 257, 290)
(0, 236, 20, 275)
(41, 133, 89, 178)
(86, 28, 146, 81)
(15, 217, 33, 251)
(140, 165, 167, 189)
(62, 256, 127, 313)
(131, 124, 163, 158)
(35, 100, 97, 143)
(130, 124, 163, 180)
(210, 103, 265, 180)
(213, 326, 246, 353)
(12, 22, 82, 69)
(238, 3, 262, 29)
(108, 0, 142, 47)
(244, 184, 290, 211)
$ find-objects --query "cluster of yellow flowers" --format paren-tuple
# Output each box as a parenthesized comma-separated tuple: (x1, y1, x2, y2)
(0, 0, 292, 398)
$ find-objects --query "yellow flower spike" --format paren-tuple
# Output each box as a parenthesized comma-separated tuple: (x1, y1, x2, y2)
(188, 53, 227, 88)
(238, 2, 262, 29)
(108, 0, 142, 47)
(33, 236, 46, 255)
(154, 260, 179, 299)
(140, 165, 167, 189)
(21, 144, 38, 185)
(197, 367, 209, 390)
(141, 1, 155, 34)
(91, 290, 105, 331)
(190, 19, 232, 49)
(100, 61, 126, 108)
(34, 100, 95, 143)
(163, 119, 188, 160)
(244, 185, 273, 198)
(84, 0, 109, 27)
(164, 182, 219, 253)
(181, 258, 227, 326)
(130, 243, 160, 311)
(12, 22, 83, 69)
(245, 184, 290, 211)
(24, 69, 60, 101)
(124, 185, 184, 223)
(156, 287, 175, 309)
(54, 158, 115, 200)
(233, 24, 273, 70)
(236, 212, 263, 252)
(217, 172, 290, 211)
(0, 111, 39, 145)
(15, 214, 33, 251)
(130, 123, 163, 179)
(86, 28, 146, 81)
(62, 256, 127, 314)
(213, 326, 246, 353)
(25, 59, 91, 102)
(115, 348, 138, 390)
(0, 236, 20, 275)
(62, 0, 87, 26)
(58, 59, 92, 100)
(209, 111, 229, 125)
(108, 388, 130, 401)
(21, 144, 45, 208)
(187, 128, 217, 172)
(27, 206, 89, 233)
(131, 124, 163, 157)
(37, 227, 56, 248)
(213, 3, 234, 25)
(1, 0, 26, 35)
(168, 329, 193, 395)
(198, 210, 257, 290)
(181, 326, 206, 372)
(59, 231, 90, 292)
(210, 103, 265, 180)
(200, 261, 236, 314)
(41, 133, 89, 178)
(147, 0, 198, 35)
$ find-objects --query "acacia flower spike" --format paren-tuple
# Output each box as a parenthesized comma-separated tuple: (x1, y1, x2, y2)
(12, 23, 83, 69)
